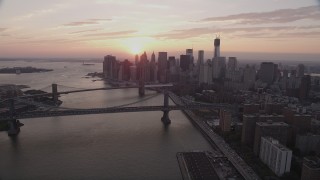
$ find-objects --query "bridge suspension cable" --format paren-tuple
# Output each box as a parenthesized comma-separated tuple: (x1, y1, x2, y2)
(56, 84, 87, 92)
(111, 93, 161, 108)
(55, 92, 162, 111)
(38, 85, 53, 93)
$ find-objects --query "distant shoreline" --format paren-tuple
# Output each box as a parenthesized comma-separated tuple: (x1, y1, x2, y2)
(0, 67, 53, 74)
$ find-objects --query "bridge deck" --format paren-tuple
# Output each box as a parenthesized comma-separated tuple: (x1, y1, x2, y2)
(12, 84, 173, 99)
(0, 104, 233, 121)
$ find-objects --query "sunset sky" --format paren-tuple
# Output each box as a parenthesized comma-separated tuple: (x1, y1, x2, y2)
(0, 0, 319, 60)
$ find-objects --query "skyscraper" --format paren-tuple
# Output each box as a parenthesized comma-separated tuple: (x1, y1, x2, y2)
(214, 37, 220, 58)
(207, 59, 213, 84)
(168, 56, 176, 70)
(212, 57, 226, 79)
(297, 64, 305, 78)
(211, 37, 226, 80)
(198, 50, 204, 65)
(158, 52, 168, 83)
(226, 57, 238, 81)
(243, 65, 256, 85)
(299, 75, 311, 100)
(186, 49, 194, 66)
(150, 52, 156, 82)
(130, 65, 137, 82)
(139, 52, 148, 95)
(198, 50, 205, 83)
(168, 56, 178, 82)
(122, 59, 131, 81)
(259, 62, 276, 85)
(180, 55, 190, 72)
(135, 54, 139, 65)
(151, 51, 156, 63)
(103, 55, 117, 79)
(227, 57, 237, 71)
(139, 52, 148, 81)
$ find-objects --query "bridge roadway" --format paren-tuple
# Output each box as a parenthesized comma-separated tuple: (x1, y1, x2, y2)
(19, 84, 173, 98)
(168, 93, 261, 180)
(0, 104, 233, 121)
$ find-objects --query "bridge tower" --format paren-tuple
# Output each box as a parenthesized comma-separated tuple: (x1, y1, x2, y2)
(139, 78, 145, 96)
(7, 99, 21, 136)
(52, 83, 58, 104)
(161, 91, 171, 125)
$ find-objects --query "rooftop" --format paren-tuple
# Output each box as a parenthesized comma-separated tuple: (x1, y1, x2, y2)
(262, 137, 291, 151)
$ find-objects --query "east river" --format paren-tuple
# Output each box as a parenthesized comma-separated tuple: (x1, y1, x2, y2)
(0, 60, 212, 179)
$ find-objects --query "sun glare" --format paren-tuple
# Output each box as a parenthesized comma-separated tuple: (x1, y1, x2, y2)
(121, 37, 155, 55)
(130, 45, 142, 55)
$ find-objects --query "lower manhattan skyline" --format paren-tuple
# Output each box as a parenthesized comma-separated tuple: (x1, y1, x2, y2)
(0, 0, 320, 60)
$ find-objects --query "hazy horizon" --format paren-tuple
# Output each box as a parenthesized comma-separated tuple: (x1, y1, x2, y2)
(1, 51, 319, 63)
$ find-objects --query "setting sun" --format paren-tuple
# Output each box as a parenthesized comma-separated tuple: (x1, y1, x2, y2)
(130, 45, 142, 55)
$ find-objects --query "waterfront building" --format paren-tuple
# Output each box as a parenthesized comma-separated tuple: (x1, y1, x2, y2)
(259, 137, 292, 176)
(103, 55, 117, 79)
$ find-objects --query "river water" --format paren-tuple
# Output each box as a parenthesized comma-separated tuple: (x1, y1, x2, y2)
(0, 60, 212, 180)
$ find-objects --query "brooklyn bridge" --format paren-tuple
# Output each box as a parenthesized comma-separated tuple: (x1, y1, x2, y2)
(1, 83, 235, 136)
